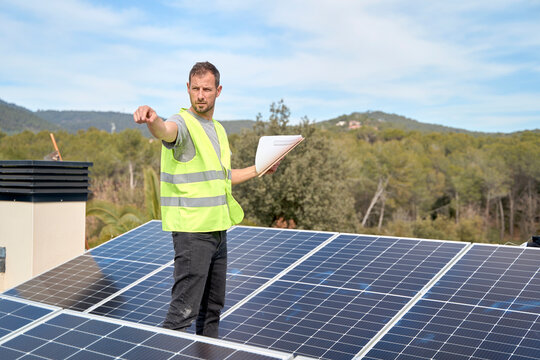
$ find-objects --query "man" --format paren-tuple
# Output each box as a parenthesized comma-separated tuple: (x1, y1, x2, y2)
(133, 62, 277, 338)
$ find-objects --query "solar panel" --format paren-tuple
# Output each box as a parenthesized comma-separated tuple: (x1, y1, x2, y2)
(360, 245, 540, 360)
(89, 220, 173, 265)
(3, 220, 538, 360)
(88, 227, 337, 329)
(90, 223, 337, 274)
(220, 280, 410, 359)
(227, 226, 337, 278)
(88, 266, 173, 326)
(0, 296, 58, 341)
(90, 268, 276, 328)
(360, 299, 540, 360)
(423, 244, 540, 312)
(4, 255, 159, 311)
(281, 234, 468, 297)
(0, 310, 293, 359)
(218, 235, 469, 358)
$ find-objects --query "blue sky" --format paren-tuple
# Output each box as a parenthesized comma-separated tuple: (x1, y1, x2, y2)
(1, 0, 539, 132)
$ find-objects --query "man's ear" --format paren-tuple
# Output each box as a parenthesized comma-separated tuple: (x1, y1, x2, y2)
(216, 85, 222, 97)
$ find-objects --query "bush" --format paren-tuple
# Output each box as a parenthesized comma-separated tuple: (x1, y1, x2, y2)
(456, 215, 484, 242)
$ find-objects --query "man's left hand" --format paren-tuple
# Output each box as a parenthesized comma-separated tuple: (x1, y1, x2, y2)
(266, 161, 280, 174)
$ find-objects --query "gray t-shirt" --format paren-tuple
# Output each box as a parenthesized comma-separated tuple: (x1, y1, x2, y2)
(162, 110, 221, 163)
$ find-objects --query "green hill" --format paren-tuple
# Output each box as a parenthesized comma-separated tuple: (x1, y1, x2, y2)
(0, 98, 256, 136)
(36, 110, 153, 137)
(0, 99, 60, 134)
(318, 111, 481, 134)
(4, 98, 519, 137)
(36, 110, 255, 136)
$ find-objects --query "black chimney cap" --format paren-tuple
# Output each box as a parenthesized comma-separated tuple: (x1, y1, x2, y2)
(0, 160, 93, 202)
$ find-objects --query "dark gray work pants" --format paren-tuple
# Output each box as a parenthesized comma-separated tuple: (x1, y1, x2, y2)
(163, 230, 227, 338)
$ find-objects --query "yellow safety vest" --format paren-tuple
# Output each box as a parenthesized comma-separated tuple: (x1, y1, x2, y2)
(160, 109, 244, 232)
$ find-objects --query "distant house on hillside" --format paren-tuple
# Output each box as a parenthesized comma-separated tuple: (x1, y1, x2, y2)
(336, 120, 347, 127)
(348, 120, 361, 130)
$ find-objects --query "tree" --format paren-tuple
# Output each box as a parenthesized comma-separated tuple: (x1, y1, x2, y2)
(506, 132, 540, 239)
(477, 145, 510, 241)
(231, 102, 358, 232)
(357, 139, 427, 227)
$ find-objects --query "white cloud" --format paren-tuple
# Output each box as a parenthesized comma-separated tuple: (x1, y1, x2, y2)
(0, 0, 538, 132)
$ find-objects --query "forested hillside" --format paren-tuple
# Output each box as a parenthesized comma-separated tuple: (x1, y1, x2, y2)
(36, 110, 152, 136)
(0, 99, 60, 134)
(319, 111, 480, 134)
(1, 101, 538, 248)
(4, 98, 519, 137)
(37, 110, 256, 136)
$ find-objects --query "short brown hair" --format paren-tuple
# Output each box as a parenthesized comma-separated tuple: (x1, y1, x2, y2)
(189, 62, 220, 87)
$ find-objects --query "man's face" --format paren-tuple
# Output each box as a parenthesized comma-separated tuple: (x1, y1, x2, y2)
(187, 71, 222, 118)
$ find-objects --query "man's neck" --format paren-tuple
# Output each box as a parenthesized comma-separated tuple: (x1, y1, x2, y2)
(188, 107, 213, 121)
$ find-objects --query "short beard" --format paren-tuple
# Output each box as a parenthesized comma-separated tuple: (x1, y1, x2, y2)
(193, 102, 214, 115)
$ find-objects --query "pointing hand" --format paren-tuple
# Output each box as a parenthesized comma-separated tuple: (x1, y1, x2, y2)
(133, 105, 158, 124)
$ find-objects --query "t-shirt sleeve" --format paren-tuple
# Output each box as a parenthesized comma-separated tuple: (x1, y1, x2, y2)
(162, 114, 189, 150)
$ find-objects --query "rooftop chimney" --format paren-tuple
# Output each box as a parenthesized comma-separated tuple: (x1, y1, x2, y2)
(0, 160, 92, 291)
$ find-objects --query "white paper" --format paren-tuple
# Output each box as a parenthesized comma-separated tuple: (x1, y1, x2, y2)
(255, 135, 304, 175)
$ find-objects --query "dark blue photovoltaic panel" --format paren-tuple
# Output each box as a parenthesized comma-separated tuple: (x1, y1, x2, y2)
(89, 226, 337, 328)
(227, 226, 336, 278)
(6, 218, 539, 360)
(424, 245, 540, 313)
(363, 299, 540, 360)
(91, 226, 335, 328)
(90, 268, 270, 328)
(89, 266, 172, 327)
(89, 220, 173, 265)
(280, 234, 467, 297)
(0, 297, 55, 340)
(4, 255, 159, 311)
(0, 311, 290, 359)
(220, 280, 409, 359)
(91, 227, 333, 328)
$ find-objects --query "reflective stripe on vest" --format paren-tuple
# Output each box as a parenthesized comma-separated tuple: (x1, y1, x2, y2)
(160, 169, 231, 184)
(161, 195, 227, 207)
(161, 170, 227, 184)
